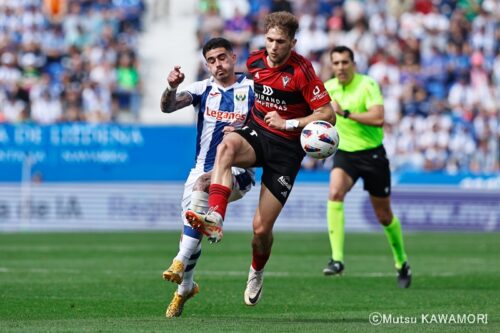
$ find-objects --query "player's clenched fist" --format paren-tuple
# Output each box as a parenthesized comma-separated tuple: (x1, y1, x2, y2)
(167, 65, 185, 89)
(264, 111, 286, 130)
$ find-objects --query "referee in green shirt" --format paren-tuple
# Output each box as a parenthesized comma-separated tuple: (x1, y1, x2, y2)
(323, 46, 411, 288)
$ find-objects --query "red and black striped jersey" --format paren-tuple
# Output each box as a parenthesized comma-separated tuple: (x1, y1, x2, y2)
(246, 49, 331, 140)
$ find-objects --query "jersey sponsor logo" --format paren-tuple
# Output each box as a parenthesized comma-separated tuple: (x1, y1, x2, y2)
(311, 89, 329, 102)
(209, 91, 221, 97)
(254, 93, 287, 105)
(282, 76, 290, 87)
(281, 191, 288, 198)
(254, 91, 288, 111)
(254, 72, 260, 79)
(277, 176, 292, 190)
(205, 107, 247, 122)
(255, 98, 288, 111)
(262, 85, 274, 95)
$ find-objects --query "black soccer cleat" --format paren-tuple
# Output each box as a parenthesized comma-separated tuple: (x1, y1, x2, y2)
(323, 259, 344, 276)
(397, 262, 412, 288)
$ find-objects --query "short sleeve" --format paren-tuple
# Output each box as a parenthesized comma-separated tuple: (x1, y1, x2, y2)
(297, 61, 331, 110)
(364, 77, 384, 109)
(182, 80, 208, 107)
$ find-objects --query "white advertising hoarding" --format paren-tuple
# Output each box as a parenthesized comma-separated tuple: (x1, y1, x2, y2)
(0, 183, 498, 232)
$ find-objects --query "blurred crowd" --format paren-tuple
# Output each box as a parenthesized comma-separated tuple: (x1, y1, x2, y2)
(1, 0, 498, 174)
(0, 0, 145, 124)
(196, 0, 499, 174)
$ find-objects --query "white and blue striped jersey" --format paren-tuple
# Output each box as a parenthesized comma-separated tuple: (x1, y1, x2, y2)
(184, 74, 254, 172)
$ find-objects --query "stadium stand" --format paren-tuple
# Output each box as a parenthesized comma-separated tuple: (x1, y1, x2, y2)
(195, 0, 498, 174)
(139, 0, 198, 124)
(0, 0, 145, 123)
(0, 0, 498, 174)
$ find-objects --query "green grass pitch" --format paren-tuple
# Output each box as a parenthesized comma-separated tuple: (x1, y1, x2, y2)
(0, 231, 499, 332)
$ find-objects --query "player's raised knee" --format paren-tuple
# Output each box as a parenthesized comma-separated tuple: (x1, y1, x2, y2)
(193, 173, 211, 191)
(216, 138, 239, 165)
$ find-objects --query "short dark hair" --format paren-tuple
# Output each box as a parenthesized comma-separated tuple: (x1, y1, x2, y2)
(264, 11, 299, 40)
(330, 45, 355, 62)
(202, 37, 233, 57)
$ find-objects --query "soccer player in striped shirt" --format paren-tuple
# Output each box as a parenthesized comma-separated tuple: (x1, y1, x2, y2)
(160, 37, 255, 316)
(185, 12, 336, 306)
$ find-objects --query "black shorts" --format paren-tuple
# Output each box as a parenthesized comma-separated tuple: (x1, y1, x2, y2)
(235, 120, 304, 206)
(333, 145, 391, 197)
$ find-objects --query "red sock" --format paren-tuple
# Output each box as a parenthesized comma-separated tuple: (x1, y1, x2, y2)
(208, 184, 231, 219)
(251, 249, 271, 271)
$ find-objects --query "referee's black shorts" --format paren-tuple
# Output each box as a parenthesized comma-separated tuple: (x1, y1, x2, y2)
(333, 145, 391, 197)
(235, 119, 304, 206)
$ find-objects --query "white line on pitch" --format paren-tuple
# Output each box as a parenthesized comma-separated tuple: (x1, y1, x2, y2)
(0, 267, 457, 277)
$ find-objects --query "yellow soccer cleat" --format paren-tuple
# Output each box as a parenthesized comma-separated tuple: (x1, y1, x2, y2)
(165, 283, 199, 318)
(162, 259, 185, 284)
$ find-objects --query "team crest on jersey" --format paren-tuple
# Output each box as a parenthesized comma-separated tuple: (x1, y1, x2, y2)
(235, 92, 247, 101)
(282, 76, 290, 87)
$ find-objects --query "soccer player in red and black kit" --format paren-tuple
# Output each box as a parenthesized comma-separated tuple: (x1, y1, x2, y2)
(185, 11, 336, 306)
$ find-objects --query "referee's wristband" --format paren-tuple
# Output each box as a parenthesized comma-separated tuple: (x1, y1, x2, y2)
(343, 110, 351, 118)
(285, 119, 299, 131)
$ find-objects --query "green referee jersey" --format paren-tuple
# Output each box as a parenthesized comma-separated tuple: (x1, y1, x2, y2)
(324, 73, 384, 152)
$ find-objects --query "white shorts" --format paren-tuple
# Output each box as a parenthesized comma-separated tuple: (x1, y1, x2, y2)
(180, 167, 255, 221)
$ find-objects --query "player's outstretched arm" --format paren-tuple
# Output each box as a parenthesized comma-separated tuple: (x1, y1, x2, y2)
(160, 66, 193, 113)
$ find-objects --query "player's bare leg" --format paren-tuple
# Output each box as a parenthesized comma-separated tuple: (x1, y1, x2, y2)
(244, 184, 282, 306)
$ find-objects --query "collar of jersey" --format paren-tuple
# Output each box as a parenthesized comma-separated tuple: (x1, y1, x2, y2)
(337, 73, 361, 90)
(209, 73, 247, 91)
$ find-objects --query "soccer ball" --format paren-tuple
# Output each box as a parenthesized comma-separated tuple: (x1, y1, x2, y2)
(300, 120, 339, 159)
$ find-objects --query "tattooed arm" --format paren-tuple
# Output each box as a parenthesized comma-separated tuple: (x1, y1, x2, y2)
(160, 65, 193, 113)
(160, 86, 193, 113)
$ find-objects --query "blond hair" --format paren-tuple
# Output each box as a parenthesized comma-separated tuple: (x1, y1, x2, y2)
(264, 11, 299, 40)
